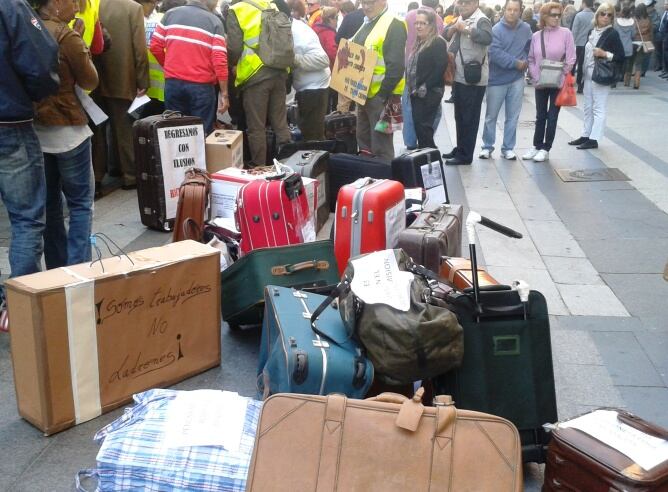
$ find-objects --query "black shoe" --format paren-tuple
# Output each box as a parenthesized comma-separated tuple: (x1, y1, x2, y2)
(445, 158, 472, 166)
(577, 86, 583, 94)
(568, 136, 588, 146)
(444, 96, 454, 104)
(442, 150, 457, 159)
(121, 183, 137, 190)
(576, 139, 598, 150)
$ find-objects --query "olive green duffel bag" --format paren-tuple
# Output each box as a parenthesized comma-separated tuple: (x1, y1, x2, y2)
(310, 249, 463, 385)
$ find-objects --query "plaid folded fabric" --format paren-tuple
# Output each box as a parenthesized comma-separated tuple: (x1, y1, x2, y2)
(80, 389, 261, 492)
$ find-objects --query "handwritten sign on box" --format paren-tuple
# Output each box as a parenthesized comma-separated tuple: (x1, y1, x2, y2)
(330, 39, 378, 106)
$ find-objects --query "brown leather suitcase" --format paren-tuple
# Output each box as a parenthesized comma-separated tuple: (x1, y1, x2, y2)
(396, 204, 463, 272)
(173, 168, 210, 242)
(544, 409, 668, 491)
(440, 257, 499, 291)
(246, 389, 523, 491)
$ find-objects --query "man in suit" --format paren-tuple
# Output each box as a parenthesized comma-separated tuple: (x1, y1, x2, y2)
(93, 0, 149, 190)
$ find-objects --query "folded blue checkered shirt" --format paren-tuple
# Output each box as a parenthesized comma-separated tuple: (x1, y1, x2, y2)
(79, 389, 262, 492)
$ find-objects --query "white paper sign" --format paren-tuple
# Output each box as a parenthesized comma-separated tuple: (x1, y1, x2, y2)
(128, 94, 151, 114)
(75, 86, 108, 126)
(420, 162, 446, 208)
(350, 250, 413, 311)
(157, 124, 206, 220)
(163, 390, 248, 451)
(561, 410, 668, 471)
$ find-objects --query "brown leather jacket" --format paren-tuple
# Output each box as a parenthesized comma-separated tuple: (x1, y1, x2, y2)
(633, 17, 654, 42)
(34, 17, 98, 126)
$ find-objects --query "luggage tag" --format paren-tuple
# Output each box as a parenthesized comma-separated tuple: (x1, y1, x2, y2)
(395, 387, 426, 432)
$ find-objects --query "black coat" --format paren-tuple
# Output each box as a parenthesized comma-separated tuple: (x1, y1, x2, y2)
(593, 26, 625, 63)
(411, 36, 449, 93)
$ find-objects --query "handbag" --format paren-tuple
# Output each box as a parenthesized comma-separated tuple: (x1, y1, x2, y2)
(310, 249, 464, 385)
(443, 50, 456, 86)
(172, 167, 210, 242)
(556, 71, 577, 106)
(458, 42, 485, 85)
(536, 30, 564, 89)
(591, 29, 618, 86)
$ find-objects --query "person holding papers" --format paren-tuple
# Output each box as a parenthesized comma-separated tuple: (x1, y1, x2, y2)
(32, 0, 99, 268)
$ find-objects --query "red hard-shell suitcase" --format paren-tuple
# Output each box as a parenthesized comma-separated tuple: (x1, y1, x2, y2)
(544, 409, 668, 491)
(236, 174, 313, 256)
(133, 111, 206, 231)
(333, 178, 405, 276)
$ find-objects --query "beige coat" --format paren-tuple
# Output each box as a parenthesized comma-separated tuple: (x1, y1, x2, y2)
(95, 0, 148, 100)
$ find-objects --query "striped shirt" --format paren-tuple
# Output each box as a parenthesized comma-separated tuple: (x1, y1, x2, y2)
(150, 1, 228, 84)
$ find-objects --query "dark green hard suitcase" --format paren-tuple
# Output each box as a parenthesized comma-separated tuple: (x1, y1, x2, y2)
(433, 287, 558, 464)
(220, 241, 340, 329)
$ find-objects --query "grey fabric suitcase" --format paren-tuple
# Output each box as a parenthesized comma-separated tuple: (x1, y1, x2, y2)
(396, 204, 463, 272)
(280, 150, 330, 232)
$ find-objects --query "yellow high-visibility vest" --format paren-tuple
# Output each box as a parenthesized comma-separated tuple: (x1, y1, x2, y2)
(146, 13, 165, 101)
(361, 11, 406, 99)
(230, 0, 272, 87)
(70, 0, 99, 48)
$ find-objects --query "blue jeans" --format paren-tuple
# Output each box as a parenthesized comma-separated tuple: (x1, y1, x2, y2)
(0, 125, 46, 283)
(482, 78, 525, 153)
(402, 86, 442, 149)
(164, 79, 217, 134)
(43, 138, 94, 268)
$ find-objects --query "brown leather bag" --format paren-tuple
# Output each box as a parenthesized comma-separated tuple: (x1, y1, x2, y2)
(173, 168, 210, 242)
(440, 257, 499, 291)
(443, 51, 456, 86)
(246, 389, 523, 491)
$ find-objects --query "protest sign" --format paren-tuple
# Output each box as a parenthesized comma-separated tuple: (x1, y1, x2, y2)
(330, 39, 378, 106)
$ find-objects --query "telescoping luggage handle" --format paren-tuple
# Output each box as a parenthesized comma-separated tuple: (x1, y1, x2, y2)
(466, 211, 524, 309)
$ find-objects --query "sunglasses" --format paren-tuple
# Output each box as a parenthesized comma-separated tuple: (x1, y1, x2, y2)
(599, 12, 613, 17)
(414, 21, 430, 26)
(548, 12, 561, 17)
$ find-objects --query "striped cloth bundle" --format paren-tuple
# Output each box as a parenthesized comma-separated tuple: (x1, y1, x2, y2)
(77, 389, 261, 492)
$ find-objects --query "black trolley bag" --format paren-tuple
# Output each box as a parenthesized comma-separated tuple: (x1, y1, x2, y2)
(324, 111, 357, 154)
(280, 150, 330, 232)
(328, 153, 393, 212)
(276, 139, 347, 160)
(133, 111, 206, 231)
(431, 211, 558, 464)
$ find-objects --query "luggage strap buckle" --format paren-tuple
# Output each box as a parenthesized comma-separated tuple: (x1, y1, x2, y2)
(272, 260, 329, 276)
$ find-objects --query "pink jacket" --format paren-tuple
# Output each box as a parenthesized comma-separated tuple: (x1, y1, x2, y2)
(528, 26, 576, 87)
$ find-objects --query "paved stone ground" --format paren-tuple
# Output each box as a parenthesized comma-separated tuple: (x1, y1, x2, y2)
(0, 72, 667, 491)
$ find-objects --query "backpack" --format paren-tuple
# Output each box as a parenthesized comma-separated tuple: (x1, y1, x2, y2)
(242, 0, 294, 69)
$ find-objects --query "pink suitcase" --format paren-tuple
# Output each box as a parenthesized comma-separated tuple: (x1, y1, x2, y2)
(334, 178, 405, 275)
(236, 174, 313, 256)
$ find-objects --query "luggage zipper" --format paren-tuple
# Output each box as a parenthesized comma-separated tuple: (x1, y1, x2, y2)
(293, 290, 329, 395)
(349, 179, 385, 257)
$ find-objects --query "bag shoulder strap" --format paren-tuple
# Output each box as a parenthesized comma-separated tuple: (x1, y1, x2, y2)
(540, 29, 547, 58)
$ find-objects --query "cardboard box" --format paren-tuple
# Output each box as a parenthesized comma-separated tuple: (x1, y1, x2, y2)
(210, 168, 319, 222)
(205, 130, 243, 173)
(6, 240, 221, 435)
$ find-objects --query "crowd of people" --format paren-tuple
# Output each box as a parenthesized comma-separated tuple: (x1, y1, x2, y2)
(1, 0, 667, 332)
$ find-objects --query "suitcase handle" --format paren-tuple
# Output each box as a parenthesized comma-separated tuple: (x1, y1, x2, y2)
(616, 411, 668, 438)
(271, 260, 330, 276)
(161, 110, 183, 119)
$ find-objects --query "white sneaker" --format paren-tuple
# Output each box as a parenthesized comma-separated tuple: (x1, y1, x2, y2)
(478, 149, 492, 159)
(522, 147, 538, 160)
(533, 149, 549, 162)
(501, 150, 517, 160)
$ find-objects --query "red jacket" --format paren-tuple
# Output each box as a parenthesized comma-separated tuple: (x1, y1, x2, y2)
(312, 22, 337, 68)
(150, 3, 227, 84)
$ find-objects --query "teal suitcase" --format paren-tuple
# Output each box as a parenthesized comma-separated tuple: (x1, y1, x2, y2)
(220, 241, 340, 329)
(257, 285, 373, 399)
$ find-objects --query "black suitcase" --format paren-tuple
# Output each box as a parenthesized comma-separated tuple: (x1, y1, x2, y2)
(328, 153, 392, 212)
(391, 148, 449, 208)
(133, 111, 206, 232)
(430, 213, 558, 464)
(287, 101, 299, 126)
(280, 150, 330, 232)
(276, 139, 347, 160)
(324, 111, 357, 154)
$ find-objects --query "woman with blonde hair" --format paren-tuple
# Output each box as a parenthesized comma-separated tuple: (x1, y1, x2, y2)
(407, 8, 448, 149)
(568, 3, 624, 149)
(523, 2, 575, 162)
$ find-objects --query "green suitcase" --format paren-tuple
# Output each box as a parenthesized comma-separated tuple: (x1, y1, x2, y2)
(433, 287, 557, 463)
(221, 241, 340, 329)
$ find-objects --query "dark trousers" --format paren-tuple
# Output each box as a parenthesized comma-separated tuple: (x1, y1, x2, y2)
(411, 90, 442, 149)
(165, 79, 217, 135)
(296, 88, 328, 141)
(575, 45, 585, 89)
(663, 35, 668, 71)
(452, 82, 486, 162)
(533, 87, 561, 151)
